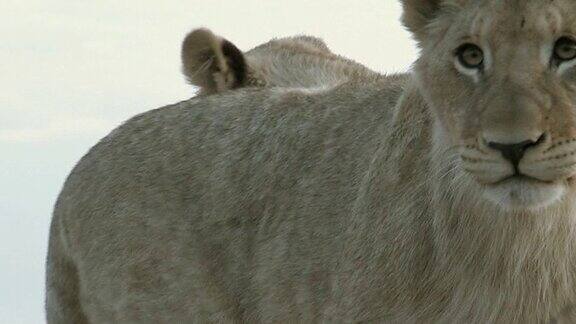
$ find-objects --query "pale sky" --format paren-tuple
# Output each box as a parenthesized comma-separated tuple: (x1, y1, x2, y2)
(0, 1, 417, 322)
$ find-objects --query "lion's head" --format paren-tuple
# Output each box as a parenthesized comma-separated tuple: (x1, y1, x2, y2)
(181, 28, 380, 96)
(405, 0, 576, 210)
(181, 28, 339, 95)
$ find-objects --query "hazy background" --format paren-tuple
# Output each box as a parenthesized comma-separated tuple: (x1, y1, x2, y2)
(0, 1, 417, 322)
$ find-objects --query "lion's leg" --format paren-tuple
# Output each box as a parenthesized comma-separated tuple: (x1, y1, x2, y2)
(45, 217, 89, 324)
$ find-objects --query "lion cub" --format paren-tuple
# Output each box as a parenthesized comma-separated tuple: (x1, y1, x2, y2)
(181, 28, 381, 96)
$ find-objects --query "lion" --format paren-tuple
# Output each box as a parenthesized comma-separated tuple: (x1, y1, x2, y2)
(181, 28, 383, 95)
(46, 0, 576, 322)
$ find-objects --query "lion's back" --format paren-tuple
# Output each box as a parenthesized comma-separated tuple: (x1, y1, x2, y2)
(49, 77, 405, 322)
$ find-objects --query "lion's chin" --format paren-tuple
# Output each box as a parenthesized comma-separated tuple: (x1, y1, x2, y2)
(482, 177, 566, 211)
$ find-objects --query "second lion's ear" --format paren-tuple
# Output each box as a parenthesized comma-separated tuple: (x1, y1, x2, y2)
(181, 28, 247, 95)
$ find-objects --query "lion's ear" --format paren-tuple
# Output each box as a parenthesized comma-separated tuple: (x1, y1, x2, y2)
(181, 28, 247, 95)
(400, 0, 446, 43)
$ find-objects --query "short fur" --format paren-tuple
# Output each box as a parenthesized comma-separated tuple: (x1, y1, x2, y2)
(47, 0, 576, 322)
(181, 28, 382, 95)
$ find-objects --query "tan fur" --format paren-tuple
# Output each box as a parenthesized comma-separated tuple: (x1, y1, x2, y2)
(47, 1, 576, 323)
(181, 28, 383, 95)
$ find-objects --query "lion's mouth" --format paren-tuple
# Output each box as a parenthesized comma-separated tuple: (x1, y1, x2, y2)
(492, 174, 554, 186)
(481, 174, 566, 210)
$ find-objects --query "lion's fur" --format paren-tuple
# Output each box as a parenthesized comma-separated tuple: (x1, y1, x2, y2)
(46, 1, 576, 322)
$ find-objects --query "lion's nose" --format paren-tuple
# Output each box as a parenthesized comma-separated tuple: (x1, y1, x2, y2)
(487, 134, 546, 169)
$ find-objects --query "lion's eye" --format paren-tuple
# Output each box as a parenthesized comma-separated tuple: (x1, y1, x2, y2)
(456, 44, 484, 69)
(553, 37, 576, 62)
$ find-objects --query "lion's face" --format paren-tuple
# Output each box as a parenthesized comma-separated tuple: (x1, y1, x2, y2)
(414, 0, 576, 210)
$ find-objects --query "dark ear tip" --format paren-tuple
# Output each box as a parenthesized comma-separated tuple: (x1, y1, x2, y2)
(221, 39, 247, 87)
